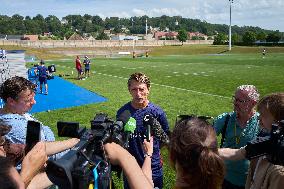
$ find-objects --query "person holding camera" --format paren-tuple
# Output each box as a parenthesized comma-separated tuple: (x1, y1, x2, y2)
(105, 116, 225, 189)
(213, 85, 260, 189)
(116, 72, 170, 189)
(219, 93, 284, 189)
(0, 121, 80, 189)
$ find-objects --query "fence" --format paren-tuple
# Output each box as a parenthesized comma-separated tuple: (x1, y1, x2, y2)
(0, 39, 213, 48)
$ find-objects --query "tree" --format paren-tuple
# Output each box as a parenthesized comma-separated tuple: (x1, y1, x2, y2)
(242, 31, 257, 45)
(232, 33, 241, 44)
(213, 33, 227, 45)
(96, 32, 110, 40)
(256, 31, 267, 41)
(177, 29, 188, 45)
(266, 32, 281, 43)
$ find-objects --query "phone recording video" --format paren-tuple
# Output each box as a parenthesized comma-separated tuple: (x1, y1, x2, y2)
(25, 120, 41, 154)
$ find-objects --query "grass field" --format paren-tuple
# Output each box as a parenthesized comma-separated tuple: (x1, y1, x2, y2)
(29, 45, 284, 188)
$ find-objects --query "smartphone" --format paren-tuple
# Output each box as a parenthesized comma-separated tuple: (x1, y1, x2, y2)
(25, 120, 41, 154)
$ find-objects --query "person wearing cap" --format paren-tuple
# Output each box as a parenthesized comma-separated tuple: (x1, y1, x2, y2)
(83, 56, 91, 78)
(38, 60, 49, 95)
(213, 85, 260, 189)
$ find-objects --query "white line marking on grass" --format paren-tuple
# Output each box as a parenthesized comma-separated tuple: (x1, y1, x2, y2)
(97, 72, 230, 99)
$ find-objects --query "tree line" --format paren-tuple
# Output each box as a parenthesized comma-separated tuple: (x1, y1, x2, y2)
(0, 14, 283, 42)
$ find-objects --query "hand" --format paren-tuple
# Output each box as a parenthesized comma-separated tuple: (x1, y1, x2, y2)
(21, 142, 48, 186)
(143, 137, 153, 156)
(104, 142, 128, 165)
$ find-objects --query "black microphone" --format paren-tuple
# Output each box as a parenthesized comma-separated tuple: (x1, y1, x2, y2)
(143, 114, 153, 142)
(143, 114, 170, 145)
(113, 110, 131, 133)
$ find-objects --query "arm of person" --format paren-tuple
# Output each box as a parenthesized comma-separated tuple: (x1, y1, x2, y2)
(104, 143, 153, 189)
(20, 142, 47, 188)
(158, 111, 170, 136)
(218, 146, 246, 161)
(142, 137, 154, 187)
(45, 138, 79, 156)
(267, 165, 284, 189)
(27, 172, 53, 189)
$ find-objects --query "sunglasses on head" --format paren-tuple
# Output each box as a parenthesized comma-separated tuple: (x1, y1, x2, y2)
(175, 114, 213, 125)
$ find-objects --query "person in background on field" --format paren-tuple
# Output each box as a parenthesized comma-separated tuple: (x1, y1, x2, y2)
(75, 56, 83, 80)
(262, 48, 266, 58)
(219, 93, 284, 189)
(0, 48, 6, 60)
(117, 72, 170, 189)
(37, 60, 48, 95)
(105, 116, 225, 189)
(83, 56, 91, 78)
(213, 85, 260, 189)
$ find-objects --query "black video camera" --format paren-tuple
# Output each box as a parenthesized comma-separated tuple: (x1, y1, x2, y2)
(245, 120, 284, 166)
(46, 111, 131, 189)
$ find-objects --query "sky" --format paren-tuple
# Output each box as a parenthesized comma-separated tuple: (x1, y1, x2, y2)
(0, 0, 283, 32)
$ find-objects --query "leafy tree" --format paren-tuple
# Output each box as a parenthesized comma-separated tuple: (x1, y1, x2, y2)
(242, 31, 257, 45)
(232, 33, 241, 44)
(213, 33, 227, 45)
(266, 32, 281, 42)
(96, 32, 110, 40)
(257, 31, 267, 41)
(177, 29, 188, 45)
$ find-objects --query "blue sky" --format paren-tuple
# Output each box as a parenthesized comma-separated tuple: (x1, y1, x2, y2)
(0, 0, 283, 31)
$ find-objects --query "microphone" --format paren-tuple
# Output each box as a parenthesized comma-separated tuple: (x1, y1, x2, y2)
(143, 114, 170, 146)
(123, 117, 136, 148)
(113, 110, 131, 133)
(143, 114, 153, 142)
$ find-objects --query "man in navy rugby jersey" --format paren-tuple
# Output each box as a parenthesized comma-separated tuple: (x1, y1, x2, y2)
(117, 72, 169, 189)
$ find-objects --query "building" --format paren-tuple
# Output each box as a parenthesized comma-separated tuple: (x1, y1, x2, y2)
(188, 32, 208, 40)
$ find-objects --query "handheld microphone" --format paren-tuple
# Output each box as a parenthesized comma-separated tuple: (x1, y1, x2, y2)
(123, 117, 137, 148)
(144, 114, 170, 146)
(143, 114, 153, 142)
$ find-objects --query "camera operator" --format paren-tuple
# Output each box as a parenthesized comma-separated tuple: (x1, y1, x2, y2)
(219, 93, 284, 189)
(0, 121, 80, 189)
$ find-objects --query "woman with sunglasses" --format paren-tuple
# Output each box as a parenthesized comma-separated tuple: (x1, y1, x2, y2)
(104, 116, 225, 189)
(219, 93, 284, 189)
(214, 85, 260, 189)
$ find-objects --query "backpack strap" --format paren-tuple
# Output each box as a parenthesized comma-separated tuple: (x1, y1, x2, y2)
(220, 114, 230, 148)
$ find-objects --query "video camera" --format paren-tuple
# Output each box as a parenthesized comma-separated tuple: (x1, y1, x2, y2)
(46, 111, 132, 189)
(245, 120, 284, 166)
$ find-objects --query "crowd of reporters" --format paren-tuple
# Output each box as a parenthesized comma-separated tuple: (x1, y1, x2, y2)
(0, 74, 283, 189)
